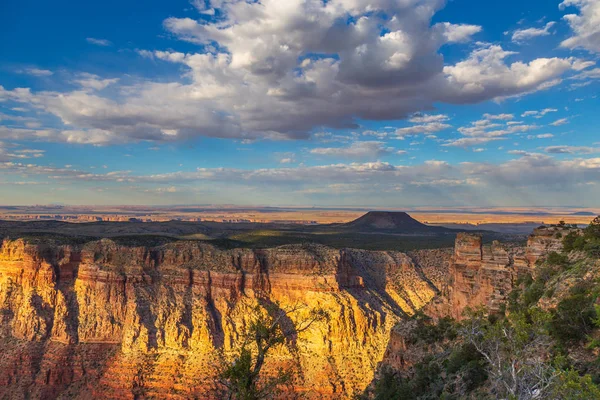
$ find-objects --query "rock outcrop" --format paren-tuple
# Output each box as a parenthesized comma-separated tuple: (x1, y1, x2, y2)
(0, 238, 450, 399)
(375, 226, 576, 382)
(447, 233, 516, 319)
(525, 225, 578, 266)
(437, 225, 575, 320)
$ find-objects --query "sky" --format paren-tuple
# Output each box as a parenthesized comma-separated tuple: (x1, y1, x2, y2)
(0, 0, 599, 207)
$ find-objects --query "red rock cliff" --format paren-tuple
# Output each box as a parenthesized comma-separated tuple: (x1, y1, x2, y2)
(377, 227, 573, 378)
(447, 226, 573, 320)
(0, 238, 449, 399)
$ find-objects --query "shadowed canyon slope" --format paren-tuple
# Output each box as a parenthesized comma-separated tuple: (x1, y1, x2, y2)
(0, 224, 563, 399)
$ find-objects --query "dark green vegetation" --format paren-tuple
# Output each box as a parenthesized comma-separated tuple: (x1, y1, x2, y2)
(366, 220, 600, 399)
(563, 216, 600, 257)
(0, 212, 520, 252)
(227, 229, 460, 251)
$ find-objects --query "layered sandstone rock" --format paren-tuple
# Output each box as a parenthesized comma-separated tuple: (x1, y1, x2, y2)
(525, 225, 577, 266)
(0, 238, 450, 399)
(447, 225, 578, 320)
(448, 234, 515, 319)
(0, 226, 570, 398)
(375, 227, 577, 384)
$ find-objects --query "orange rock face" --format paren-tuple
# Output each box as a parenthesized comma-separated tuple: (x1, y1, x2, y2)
(376, 228, 574, 379)
(447, 227, 574, 320)
(525, 225, 577, 266)
(0, 227, 569, 398)
(0, 239, 449, 399)
(450, 235, 512, 319)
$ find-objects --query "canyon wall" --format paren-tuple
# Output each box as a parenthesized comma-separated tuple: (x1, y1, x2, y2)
(0, 226, 569, 399)
(0, 238, 450, 399)
(447, 233, 522, 319)
(378, 227, 569, 378)
(447, 226, 571, 320)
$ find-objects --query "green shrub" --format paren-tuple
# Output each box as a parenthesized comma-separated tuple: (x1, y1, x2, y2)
(412, 358, 443, 395)
(551, 370, 600, 399)
(372, 369, 413, 400)
(544, 286, 556, 298)
(407, 314, 457, 345)
(563, 231, 581, 252)
(586, 216, 600, 239)
(445, 344, 487, 391)
(574, 236, 587, 250)
(547, 251, 569, 267)
(508, 287, 523, 313)
(584, 238, 600, 257)
(562, 217, 600, 257)
(517, 273, 534, 287)
(549, 290, 597, 344)
(522, 281, 545, 307)
(561, 216, 600, 257)
(537, 265, 561, 284)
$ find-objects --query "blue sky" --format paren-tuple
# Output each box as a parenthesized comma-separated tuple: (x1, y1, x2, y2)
(0, 0, 599, 207)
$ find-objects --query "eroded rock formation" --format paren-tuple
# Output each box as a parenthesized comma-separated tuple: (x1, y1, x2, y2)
(0, 238, 450, 399)
(376, 227, 573, 380)
(447, 233, 517, 319)
(525, 225, 578, 266)
(0, 225, 571, 399)
(446, 228, 570, 320)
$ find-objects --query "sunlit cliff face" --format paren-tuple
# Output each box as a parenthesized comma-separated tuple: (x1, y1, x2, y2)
(0, 239, 449, 398)
(0, 225, 568, 398)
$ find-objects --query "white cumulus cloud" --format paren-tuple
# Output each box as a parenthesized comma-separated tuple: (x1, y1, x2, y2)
(560, 0, 600, 53)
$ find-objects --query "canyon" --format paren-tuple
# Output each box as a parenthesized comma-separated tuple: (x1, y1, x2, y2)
(0, 225, 566, 399)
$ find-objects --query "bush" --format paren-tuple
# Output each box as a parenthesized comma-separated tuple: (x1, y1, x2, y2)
(509, 273, 548, 311)
(547, 251, 569, 267)
(407, 314, 456, 345)
(561, 216, 600, 257)
(412, 358, 443, 395)
(551, 369, 600, 399)
(371, 360, 446, 400)
(522, 281, 545, 307)
(563, 231, 581, 252)
(544, 286, 556, 298)
(445, 344, 487, 391)
(549, 289, 597, 344)
(516, 273, 534, 287)
(586, 216, 600, 239)
(372, 369, 413, 400)
(537, 265, 562, 284)
(508, 287, 523, 313)
(562, 216, 600, 257)
(584, 238, 600, 257)
(574, 236, 587, 249)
